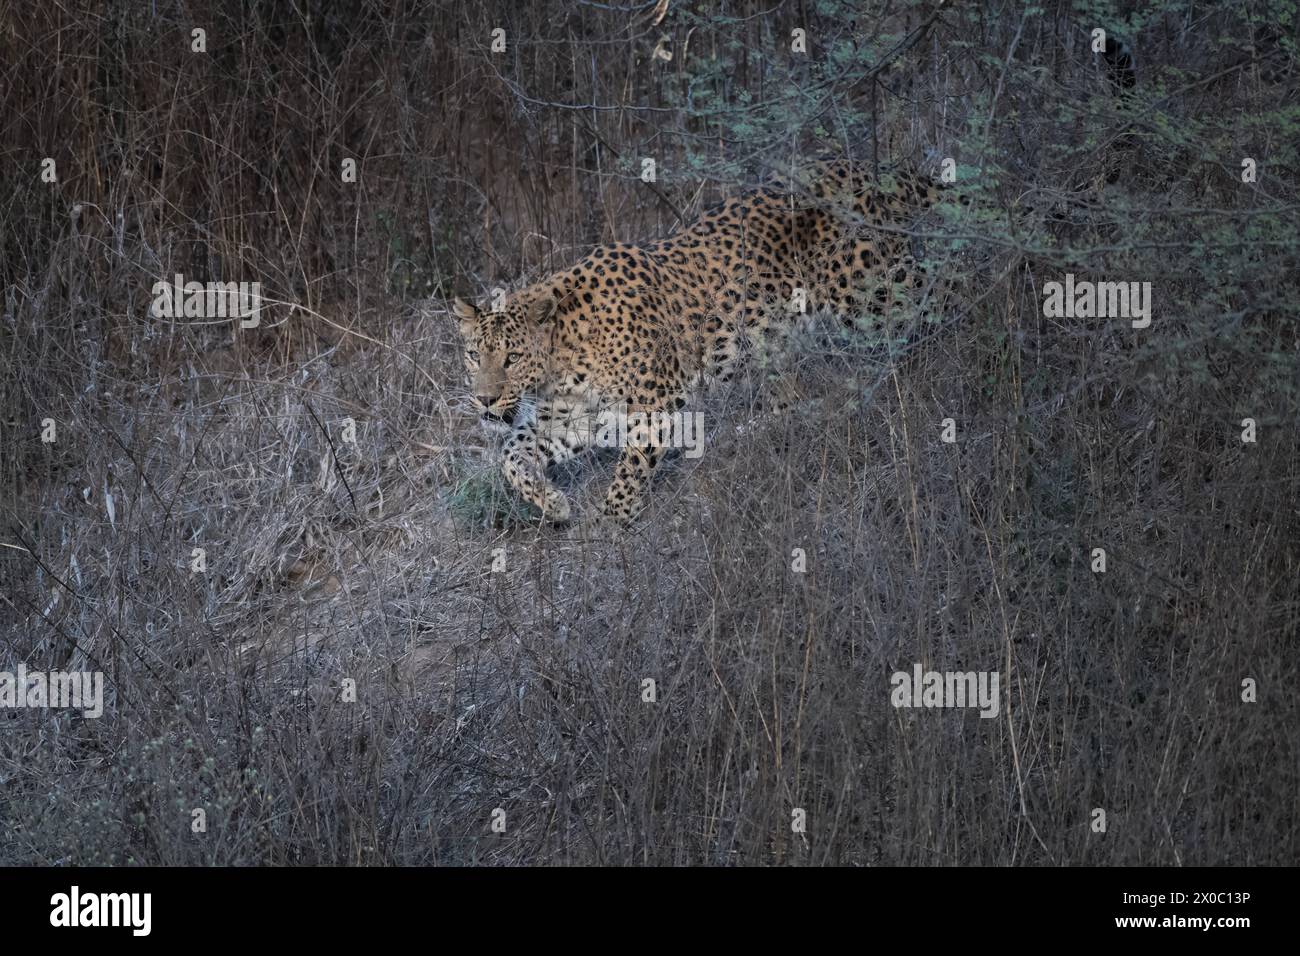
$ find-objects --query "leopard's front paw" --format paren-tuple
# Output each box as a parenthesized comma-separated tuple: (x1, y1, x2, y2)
(572, 510, 618, 541)
(540, 490, 573, 526)
(598, 496, 642, 528)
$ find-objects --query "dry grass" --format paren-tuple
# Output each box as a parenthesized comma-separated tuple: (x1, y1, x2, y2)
(1, 0, 1298, 865)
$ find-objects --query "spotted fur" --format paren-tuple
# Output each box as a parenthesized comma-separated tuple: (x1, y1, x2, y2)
(453, 161, 953, 524)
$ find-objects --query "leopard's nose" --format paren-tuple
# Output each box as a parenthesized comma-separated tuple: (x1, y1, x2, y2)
(476, 393, 501, 408)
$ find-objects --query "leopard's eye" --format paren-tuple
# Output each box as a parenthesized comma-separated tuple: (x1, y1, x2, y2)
(505, 352, 523, 367)
(465, 350, 479, 362)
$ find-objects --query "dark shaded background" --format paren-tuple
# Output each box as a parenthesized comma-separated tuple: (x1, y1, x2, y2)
(1, 0, 1297, 864)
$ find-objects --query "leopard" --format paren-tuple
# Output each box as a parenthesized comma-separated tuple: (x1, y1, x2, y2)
(452, 160, 959, 526)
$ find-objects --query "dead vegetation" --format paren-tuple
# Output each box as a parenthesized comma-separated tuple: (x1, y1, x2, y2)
(1, 0, 1297, 864)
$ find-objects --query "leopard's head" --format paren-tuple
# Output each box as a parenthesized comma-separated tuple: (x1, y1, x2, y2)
(452, 290, 557, 426)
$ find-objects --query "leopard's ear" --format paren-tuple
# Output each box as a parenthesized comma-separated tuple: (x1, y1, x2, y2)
(451, 297, 478, 322)
(530, 293, 558, 324)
